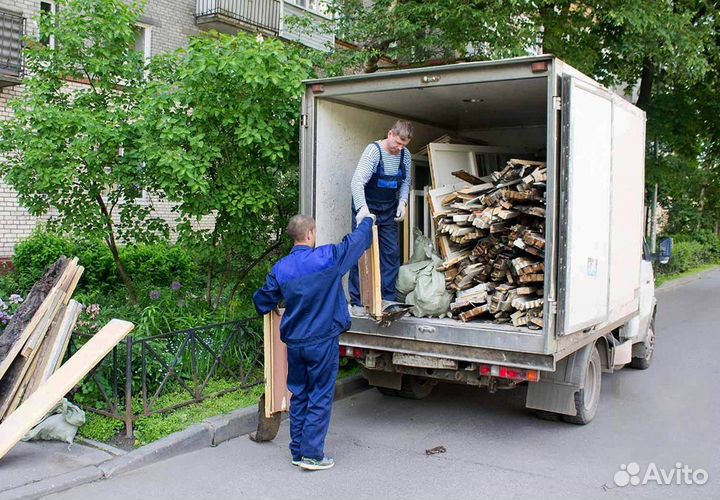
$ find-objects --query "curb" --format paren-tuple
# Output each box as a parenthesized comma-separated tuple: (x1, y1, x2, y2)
(3, 374, 369, 500)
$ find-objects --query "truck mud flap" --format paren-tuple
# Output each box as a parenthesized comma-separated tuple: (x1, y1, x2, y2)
(525, 343, 595, 416)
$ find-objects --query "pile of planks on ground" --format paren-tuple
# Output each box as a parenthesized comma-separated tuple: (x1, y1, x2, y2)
(433, 159, 547, 328)
(0, 256, 84, 422)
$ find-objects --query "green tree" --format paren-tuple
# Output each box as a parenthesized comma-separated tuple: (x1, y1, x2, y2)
(0, 0, 168, 304)
(138, 33, 312, 308)
(317, 0, 539, 74)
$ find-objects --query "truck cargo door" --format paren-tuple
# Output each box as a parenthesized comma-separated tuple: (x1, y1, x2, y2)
(558, 77, 613, 335)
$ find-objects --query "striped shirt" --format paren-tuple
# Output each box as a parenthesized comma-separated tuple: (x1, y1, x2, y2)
(351, 142, 412, 210)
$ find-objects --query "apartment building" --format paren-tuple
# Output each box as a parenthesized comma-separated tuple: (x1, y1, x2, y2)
(0, 0, 333, 260)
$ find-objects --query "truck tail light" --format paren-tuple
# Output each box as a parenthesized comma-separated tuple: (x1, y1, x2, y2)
(479, 364, 540, 382)
(339, 346, 365, 359)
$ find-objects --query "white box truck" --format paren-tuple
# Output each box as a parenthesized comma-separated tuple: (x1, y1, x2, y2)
(299, 55, 669, 424)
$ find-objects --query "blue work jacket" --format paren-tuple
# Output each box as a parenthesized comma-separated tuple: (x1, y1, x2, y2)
(253, 218, 373, 347)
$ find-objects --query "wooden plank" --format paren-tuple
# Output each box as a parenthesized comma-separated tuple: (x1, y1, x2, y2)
(0, 319, 134, 460)
(429, 144, 534, 188)
(358, 225, 382, 318)
(427, 183, 467, 218)
(0, 260, 71, 381)
(49, 300, 82, 375)
(451, 170, 485, 185)
(24, 300, 82, 400)
(264, 310, 291, 418)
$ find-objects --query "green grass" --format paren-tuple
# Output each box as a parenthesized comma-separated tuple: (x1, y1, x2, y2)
(656, 263, 720, 287)
(79, 363, 364, 446)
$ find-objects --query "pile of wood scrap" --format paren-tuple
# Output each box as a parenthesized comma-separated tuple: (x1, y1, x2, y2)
(0, 256, 84, 421)
(431, 159, 547, 328)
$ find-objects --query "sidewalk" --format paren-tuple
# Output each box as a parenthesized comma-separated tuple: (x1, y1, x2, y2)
(0, 440, 117, 500)
(0, 375, 367, 500)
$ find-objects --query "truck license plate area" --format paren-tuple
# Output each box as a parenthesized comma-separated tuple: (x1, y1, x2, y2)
(392, 353, 458, 369)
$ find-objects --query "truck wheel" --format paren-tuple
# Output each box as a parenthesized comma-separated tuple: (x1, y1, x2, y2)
(397, 375, 436, 400)
(629, 318, 655, 370)
(376, 387, 399, 397)
(563, 345, 601, 425)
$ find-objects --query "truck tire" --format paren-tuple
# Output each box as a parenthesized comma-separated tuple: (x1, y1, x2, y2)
(563, 345, 601, 425)
(397, 375, 436, 400)
(376, 387, 399, 397)
(629, 317, 655, 370)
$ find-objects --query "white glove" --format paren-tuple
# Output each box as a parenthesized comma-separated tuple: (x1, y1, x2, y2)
(394, 200, 407, 222)
(356, 205, 376, 225)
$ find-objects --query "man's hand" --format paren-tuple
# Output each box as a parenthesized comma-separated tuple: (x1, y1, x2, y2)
(394, 200, 407, 222)
(356, 205, 376, 225)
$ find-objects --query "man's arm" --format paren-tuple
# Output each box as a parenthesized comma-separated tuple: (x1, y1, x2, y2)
(334, 217, 374, 276)
(398, 147, 412, 204)
(351, 144, 380, 210)
(252, 272, 282, 315)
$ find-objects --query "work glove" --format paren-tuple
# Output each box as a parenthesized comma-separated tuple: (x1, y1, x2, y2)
(355, 205, 376, 225)
(394, 200, 407, 222)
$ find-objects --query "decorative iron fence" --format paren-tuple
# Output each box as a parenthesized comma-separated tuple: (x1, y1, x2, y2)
(196, 0, 281, 35)
(0, 9, 25, 77)
(68, 318, 264, 437)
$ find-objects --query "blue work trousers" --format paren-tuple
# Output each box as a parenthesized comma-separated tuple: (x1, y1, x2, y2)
(287, 336, 340, 461)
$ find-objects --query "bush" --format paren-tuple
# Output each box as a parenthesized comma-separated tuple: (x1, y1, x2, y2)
(11, 228, 196, 294)
(13, 229, 78, 290)
(660, 231, 720, 275)
(121, 244, 196, 288)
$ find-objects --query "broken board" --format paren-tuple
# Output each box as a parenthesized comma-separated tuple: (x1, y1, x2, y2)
(358, 225, 382, 318)
(0, 319, 134, 460)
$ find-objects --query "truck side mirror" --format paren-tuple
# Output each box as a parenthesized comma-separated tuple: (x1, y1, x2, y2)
(657, 237, 673, 265)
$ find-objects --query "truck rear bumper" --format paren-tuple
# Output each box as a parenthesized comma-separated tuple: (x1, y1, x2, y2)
(340, 330, 555, 372)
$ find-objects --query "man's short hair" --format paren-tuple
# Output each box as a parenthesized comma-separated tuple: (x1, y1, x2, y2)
(391, 120, 414, 141)
(287, 214, 316, 242)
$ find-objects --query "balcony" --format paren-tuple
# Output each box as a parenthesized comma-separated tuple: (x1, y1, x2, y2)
(196, 0, 281, 37)
(0, 9, 24, 87)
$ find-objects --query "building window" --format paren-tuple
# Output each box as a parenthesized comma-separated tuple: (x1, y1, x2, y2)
(39, 1, 55, 48)
(134, 23, 152, 62)
(290, 0, 328, 16)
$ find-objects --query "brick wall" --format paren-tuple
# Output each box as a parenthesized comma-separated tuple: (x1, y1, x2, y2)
(0, 0, 213, 258)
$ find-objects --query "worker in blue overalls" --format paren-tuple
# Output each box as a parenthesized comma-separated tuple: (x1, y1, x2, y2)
(349, 120, 413, 315)
(253, 212, 375, 471)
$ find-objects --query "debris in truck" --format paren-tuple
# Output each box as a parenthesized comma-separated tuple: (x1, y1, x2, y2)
(426, 159, 547, 328)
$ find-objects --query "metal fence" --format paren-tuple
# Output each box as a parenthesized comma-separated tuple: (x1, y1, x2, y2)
(0, 9, 25, 76)
(196, 0, 281, 35)
(69, 318, 264, 437)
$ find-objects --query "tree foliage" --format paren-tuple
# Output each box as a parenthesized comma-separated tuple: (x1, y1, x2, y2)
(138, 33, 312, 307)
(0, 0, 168, 304)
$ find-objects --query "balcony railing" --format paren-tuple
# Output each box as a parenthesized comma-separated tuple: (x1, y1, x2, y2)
(196, 0, 281, 36)
(0, 9, 24, 84)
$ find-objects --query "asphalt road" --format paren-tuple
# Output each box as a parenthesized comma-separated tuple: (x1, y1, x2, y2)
(45, 269, 720, 500)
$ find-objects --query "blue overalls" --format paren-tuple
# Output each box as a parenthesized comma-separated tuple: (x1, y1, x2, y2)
(349, 142, 406, 305)
(253, 219, 373, 461)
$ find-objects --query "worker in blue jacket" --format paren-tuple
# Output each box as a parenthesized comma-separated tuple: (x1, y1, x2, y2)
(253, 212, 375, 471)
(349, 119, 413, 315)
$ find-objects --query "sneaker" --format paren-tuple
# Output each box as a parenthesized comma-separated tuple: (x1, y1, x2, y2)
(350, 305, 367, 317)
(291, 458, 302, 466)
(299, 456, 335, 471)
